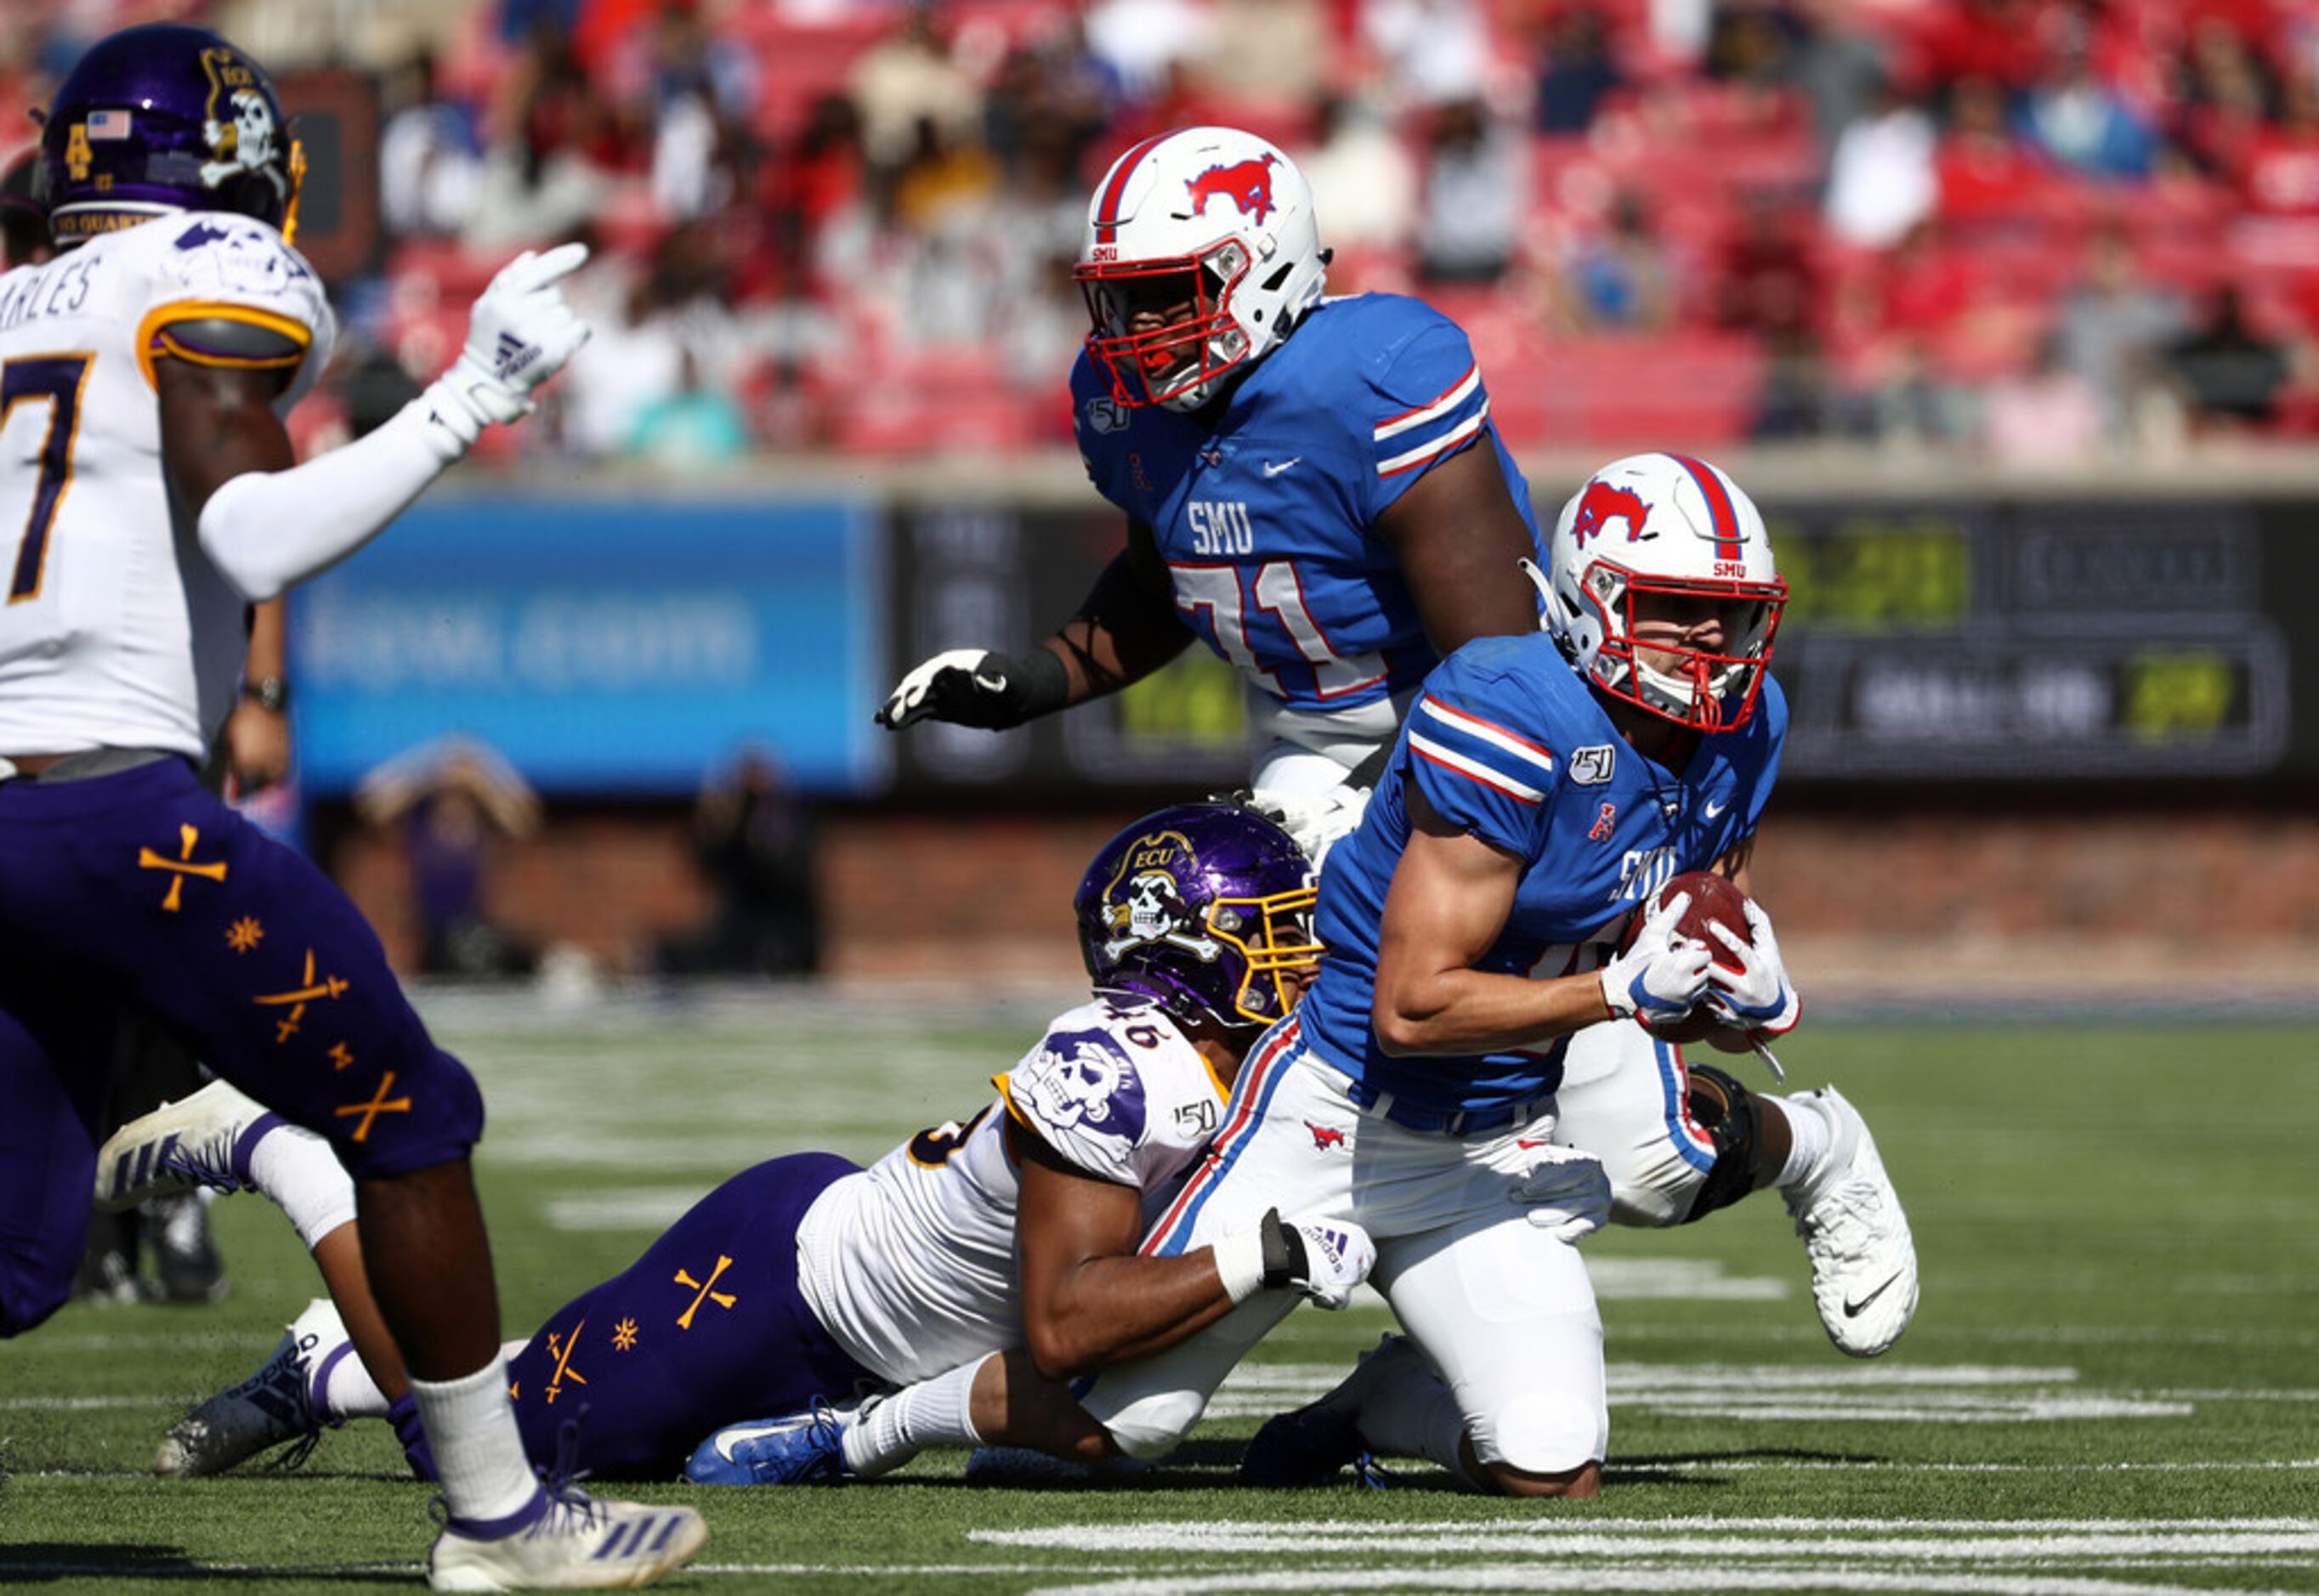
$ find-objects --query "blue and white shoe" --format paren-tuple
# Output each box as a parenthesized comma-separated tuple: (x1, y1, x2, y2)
(684, 1399, 855, 1486)
(156, 1296, 342, 1477)
(93, 1078, 289, 1213)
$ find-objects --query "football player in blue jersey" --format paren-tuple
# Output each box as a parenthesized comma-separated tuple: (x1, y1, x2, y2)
(99, 805, 1380, 1487)
(877, 125, 1544, 843)
(0, 23, 706, 1586)
(1069, 453, 1919, 1497)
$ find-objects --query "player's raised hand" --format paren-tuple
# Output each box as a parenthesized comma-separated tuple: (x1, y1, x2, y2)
(1707, 898, 1801, 1036)
(875, 647, 1067, 731)
(1509, 1143, 1612, 1242)
(1598, 890, 1713, 1031)
(433, 241, 593, 439)
(1262, 1208, 1375, 1310)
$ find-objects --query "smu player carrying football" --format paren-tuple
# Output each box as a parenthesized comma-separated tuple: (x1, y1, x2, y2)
(99, 805, 1382, 1486)
(1072, 457, 1919, 1497)
(877, 124, 1909, 1404)
(877, 124, 1544, 838)
(0, 23, 706, 1588)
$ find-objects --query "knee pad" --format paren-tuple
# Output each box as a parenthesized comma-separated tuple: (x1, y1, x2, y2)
(1471, 1386, 1607, 1476)
(1680, 1063, 1767, 1224)
(1096, 1389, 1205, 1462)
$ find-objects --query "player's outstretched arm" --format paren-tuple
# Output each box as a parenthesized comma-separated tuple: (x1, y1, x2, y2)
(876, 519, 1191, 730)
(1011, 1121, 1371, 1379)
(1374, 441, 1545, 654)
(169, 244, 590, 602)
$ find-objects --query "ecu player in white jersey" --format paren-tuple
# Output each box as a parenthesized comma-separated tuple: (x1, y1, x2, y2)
(99, 804, 1381, 1485)
(0, 23, 706, 1588)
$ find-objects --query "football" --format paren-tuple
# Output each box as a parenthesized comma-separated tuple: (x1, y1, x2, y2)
(1620, 870, 1755, 1044)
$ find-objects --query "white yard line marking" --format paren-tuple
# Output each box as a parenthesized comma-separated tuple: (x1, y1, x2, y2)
(984, 1519, 2319, 1596)
(1026, 1571, 2319, 1596)
(1208, 1362, 2189, 1424)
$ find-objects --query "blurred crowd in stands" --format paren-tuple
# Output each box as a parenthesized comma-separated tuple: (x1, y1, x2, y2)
(14, 0, 2319, 464)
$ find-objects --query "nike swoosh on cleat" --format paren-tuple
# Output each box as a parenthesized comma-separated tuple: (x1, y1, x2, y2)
(714, 1423, 801, 1463)
(1843, 1273, 1902, 1317)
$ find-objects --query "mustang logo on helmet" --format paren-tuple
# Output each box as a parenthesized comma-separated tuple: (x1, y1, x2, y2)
(1570, 481, 1651, 548)
(1184, 154, 1279, 224)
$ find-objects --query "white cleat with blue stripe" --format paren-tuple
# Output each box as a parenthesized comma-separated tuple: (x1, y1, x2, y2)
(427, 1490, 706, 1592)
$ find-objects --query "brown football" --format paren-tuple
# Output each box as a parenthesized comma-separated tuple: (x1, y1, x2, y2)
(1619, 870, 1754, 1044)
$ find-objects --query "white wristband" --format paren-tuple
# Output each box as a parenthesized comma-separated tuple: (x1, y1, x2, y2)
(1210, 1227, 1270, 1305)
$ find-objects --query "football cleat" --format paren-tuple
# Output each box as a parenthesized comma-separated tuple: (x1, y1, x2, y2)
(1783, 1086, 1919, 1358)
(427, 1489, 707, 1592)
(156, 1296, 342, 1477)
(1239, 1333, 1417, 1489)
(94, 1078, 286, 1213)
(683, 1398, 854, 1486)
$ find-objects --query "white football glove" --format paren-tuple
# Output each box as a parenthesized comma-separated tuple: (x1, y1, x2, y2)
(1508, 1143, 1613, 1242)
(1706, 898, 1801, 1036)
(875, 647, 1068, 731)
(1244, 783, 1371, 867)
(1598, 890, 1713, 1031)
(427, 242, 592, 444)
(1265, 1208, 1376, 1310)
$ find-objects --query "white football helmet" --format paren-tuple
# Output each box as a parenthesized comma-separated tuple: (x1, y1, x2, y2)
(1533, 452, 1788, 734)
(1075, 126, 1329, 411)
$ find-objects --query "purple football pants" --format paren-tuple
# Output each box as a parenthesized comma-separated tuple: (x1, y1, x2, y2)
(0, 757, 483, 1337)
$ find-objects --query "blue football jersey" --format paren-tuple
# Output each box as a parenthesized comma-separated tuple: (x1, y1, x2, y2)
(1070, 293, 1545, 717)
(1301, 633, 1788, 1117)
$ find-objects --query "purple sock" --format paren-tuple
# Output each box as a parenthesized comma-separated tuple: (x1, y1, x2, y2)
(388, 1391, 440, 1482)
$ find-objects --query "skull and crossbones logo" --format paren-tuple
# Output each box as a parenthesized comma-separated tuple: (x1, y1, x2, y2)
(201, 88, 279, 190)
(1101, 863, 1222, 965)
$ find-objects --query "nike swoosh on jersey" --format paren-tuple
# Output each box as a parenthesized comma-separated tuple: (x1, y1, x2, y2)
(1843, 1273, 1902, 1317)
(714, 1421, 804, 1463)
(1262, 457, 1302, 477)
(1703, 798, 1730, 818)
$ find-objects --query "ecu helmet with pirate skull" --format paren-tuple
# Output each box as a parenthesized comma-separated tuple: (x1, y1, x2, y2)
(1075, 126, 1329, 411)
(1074, 802, 1319, 1034)
(1534, 452, 1788, 734)
(39, 23, 301, 248)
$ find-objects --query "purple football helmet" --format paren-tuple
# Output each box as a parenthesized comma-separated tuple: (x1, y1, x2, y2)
(40, 24, 300, 249)
(1075, 802, 1320, 1033)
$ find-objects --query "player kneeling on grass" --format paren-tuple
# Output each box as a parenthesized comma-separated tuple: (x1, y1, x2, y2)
(103, 803, 1381, 1485)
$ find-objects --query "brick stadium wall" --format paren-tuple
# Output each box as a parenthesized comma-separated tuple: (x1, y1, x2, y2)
(327, 806, 2319, 996)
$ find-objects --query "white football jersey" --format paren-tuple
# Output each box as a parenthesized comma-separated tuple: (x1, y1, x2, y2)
(797, 994, 1230, 1385)
(0, 212, 333, 760)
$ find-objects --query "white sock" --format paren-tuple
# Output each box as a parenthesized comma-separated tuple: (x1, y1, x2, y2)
(1770, 1093, 1833, 1190)
(1357, 1355, 1469, 1474)
(407, 1357, 541, 1525)
(841, 1357, 985, 1479)
(247, 1124, 358, 1252)
(312, 1332, 389, 1422)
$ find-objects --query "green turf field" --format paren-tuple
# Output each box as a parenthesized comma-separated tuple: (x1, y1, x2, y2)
(4, 1002, 2315, 1593)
